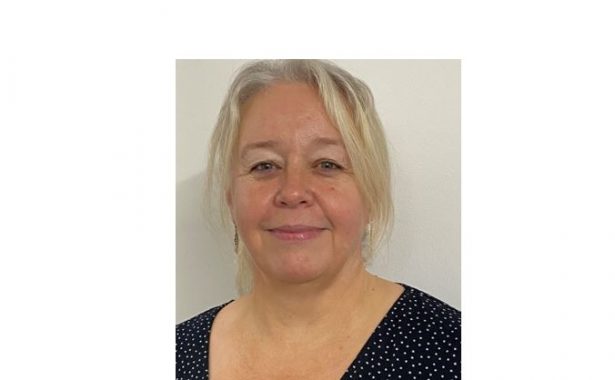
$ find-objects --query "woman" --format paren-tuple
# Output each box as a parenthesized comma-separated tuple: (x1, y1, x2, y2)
(176, 60, 461, 380)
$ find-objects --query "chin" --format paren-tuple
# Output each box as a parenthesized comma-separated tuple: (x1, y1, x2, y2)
(261, 250, 333, 285)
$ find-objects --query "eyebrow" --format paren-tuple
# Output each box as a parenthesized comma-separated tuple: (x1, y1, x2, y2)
(240, 137, 344, 159)
(310, 137, 344, 148)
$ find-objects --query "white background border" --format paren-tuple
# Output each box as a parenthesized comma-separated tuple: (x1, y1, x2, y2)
(2, 1, 614, 379)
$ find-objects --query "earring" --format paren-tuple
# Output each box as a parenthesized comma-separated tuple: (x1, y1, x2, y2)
(363, 222, 372, 256)
(234, 225, 239, 254)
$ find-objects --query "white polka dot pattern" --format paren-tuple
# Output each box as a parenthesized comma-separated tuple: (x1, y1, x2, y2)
(176, 284, 461, 379)
(176, 301, 230, 380)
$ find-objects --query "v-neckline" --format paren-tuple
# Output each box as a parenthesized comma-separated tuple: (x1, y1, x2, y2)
(203, 283, 409, 380)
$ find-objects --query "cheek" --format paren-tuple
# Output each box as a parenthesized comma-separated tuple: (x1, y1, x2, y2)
(230, 181, 274, 223)
(321, 184, 368, 227)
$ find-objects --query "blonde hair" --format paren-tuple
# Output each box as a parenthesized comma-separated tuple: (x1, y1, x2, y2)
(205, 60, 393, 295)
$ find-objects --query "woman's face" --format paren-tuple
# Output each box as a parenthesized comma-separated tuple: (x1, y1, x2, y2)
(228, 82, 369, 285)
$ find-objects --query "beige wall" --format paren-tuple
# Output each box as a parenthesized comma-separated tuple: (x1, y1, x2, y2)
(176, 60, 460, 323)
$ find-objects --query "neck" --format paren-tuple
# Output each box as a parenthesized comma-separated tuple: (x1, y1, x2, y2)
(244, 256, 376, 345)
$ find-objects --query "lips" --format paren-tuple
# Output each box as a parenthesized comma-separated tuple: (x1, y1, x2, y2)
(268, 225, 325, 241)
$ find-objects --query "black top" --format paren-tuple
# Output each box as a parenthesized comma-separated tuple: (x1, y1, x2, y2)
(176, 283, 461, 379)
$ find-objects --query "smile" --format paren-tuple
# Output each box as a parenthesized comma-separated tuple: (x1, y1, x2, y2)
(267, 225, 325, 241)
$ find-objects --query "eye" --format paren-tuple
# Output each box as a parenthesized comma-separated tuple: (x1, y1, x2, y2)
(250, 161, 278, 173)
(317, 160, 343, 171)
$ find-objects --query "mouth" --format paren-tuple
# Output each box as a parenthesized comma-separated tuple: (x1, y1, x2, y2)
(267, 225, 326, 241)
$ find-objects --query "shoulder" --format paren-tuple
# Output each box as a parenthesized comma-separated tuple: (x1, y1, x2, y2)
(345, 283, 461, 378)
(391, 283, 461, 340)
(176, 301, 232, 380)
(176, 302, 228, 339)
(388, 283, 461, 352)
(386, 283, 461, 350)
(397, 283, 461, 322)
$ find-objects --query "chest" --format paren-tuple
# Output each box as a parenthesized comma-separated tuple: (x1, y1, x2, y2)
(208, 329, 368, 380)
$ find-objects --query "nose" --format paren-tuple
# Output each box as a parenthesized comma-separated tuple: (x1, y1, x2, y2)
(274, 168, 314, 208)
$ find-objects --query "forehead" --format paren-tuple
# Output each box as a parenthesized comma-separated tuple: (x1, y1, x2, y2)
(238, 82, 342, 143)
